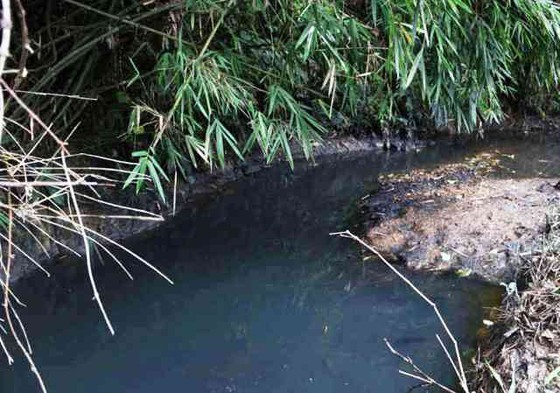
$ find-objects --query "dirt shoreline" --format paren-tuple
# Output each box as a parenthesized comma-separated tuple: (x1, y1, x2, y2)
(359, 151, 560, 283)
(357, 149, 560, 391)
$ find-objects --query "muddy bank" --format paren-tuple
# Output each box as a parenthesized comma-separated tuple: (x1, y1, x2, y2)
(11, 135, 402, 282)
(350, 136, 560, 392)
(359, 152, 560, 283)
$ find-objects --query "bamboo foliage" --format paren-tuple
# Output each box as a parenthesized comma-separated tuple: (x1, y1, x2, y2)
(5, 0, 560, 194)
(124, 0, 377, 180)
(115, 0, 560, 189)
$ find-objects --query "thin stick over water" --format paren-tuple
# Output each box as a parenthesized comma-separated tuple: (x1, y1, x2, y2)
(330, 230, 468, 393)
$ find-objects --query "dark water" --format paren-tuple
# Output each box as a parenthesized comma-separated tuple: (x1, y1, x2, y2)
(4, 131, 558, 393)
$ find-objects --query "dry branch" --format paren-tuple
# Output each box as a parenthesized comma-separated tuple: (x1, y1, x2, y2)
(331, 230, 468, 393)
(0, 1, 173, 391)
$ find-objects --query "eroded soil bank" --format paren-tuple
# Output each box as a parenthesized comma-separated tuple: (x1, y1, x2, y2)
(359, 151, 560, 283)
(9, 117, 557, 282)
(356, 141, 560, 391)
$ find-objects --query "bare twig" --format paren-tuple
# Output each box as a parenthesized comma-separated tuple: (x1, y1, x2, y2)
(0, 1, 175, 390)
(61, 150, 115, 335)
(2, 89, 97, 100)
(0, 0, 13, 139)
(12, 0, 30, 90)
(62, 0, 184, 44)
(0, 179, 98, 187)
(3, 197, 47, 392)
(385, 339, 457, 393)
(0, 79, 66, 146)
(331, 230, 469, 393)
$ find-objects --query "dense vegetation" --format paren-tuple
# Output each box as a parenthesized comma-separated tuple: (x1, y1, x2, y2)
(1, 1, 560, 391)
(11, 0, 560, 182)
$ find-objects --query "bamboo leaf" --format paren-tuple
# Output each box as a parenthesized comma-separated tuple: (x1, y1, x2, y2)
(403, 47, 424, 90)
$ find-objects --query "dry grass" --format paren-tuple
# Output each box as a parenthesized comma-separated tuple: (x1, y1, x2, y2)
(0, 3, 173, 392)
(472, 207, 560, 393)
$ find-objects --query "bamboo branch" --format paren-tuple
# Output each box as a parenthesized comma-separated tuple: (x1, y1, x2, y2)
(62, 0, 184, 44)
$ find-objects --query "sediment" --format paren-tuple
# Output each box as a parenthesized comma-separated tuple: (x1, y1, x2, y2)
(358, 151, 559, 283)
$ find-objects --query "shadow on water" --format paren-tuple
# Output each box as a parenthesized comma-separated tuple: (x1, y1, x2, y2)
(3, 131, 558, 393)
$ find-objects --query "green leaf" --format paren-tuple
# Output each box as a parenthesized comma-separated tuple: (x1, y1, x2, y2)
(0, 210, 8, 230)
(115, 91, 130, 104)
(403, 47, 424, 90)
(147, 160, 166, 203)
(131, 150, 148, 158)
(296, 24, 317, 60)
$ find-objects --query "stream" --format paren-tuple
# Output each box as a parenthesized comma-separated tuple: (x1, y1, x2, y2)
(3, 131, 559, 393)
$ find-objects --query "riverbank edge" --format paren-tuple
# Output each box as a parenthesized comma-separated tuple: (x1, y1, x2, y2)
(353, 142, 560, 391)
(470, 207, 560, 392)
(10, 134, 396, 282)
(12, 112, 560, 282)
(11, 114, 558, 281)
